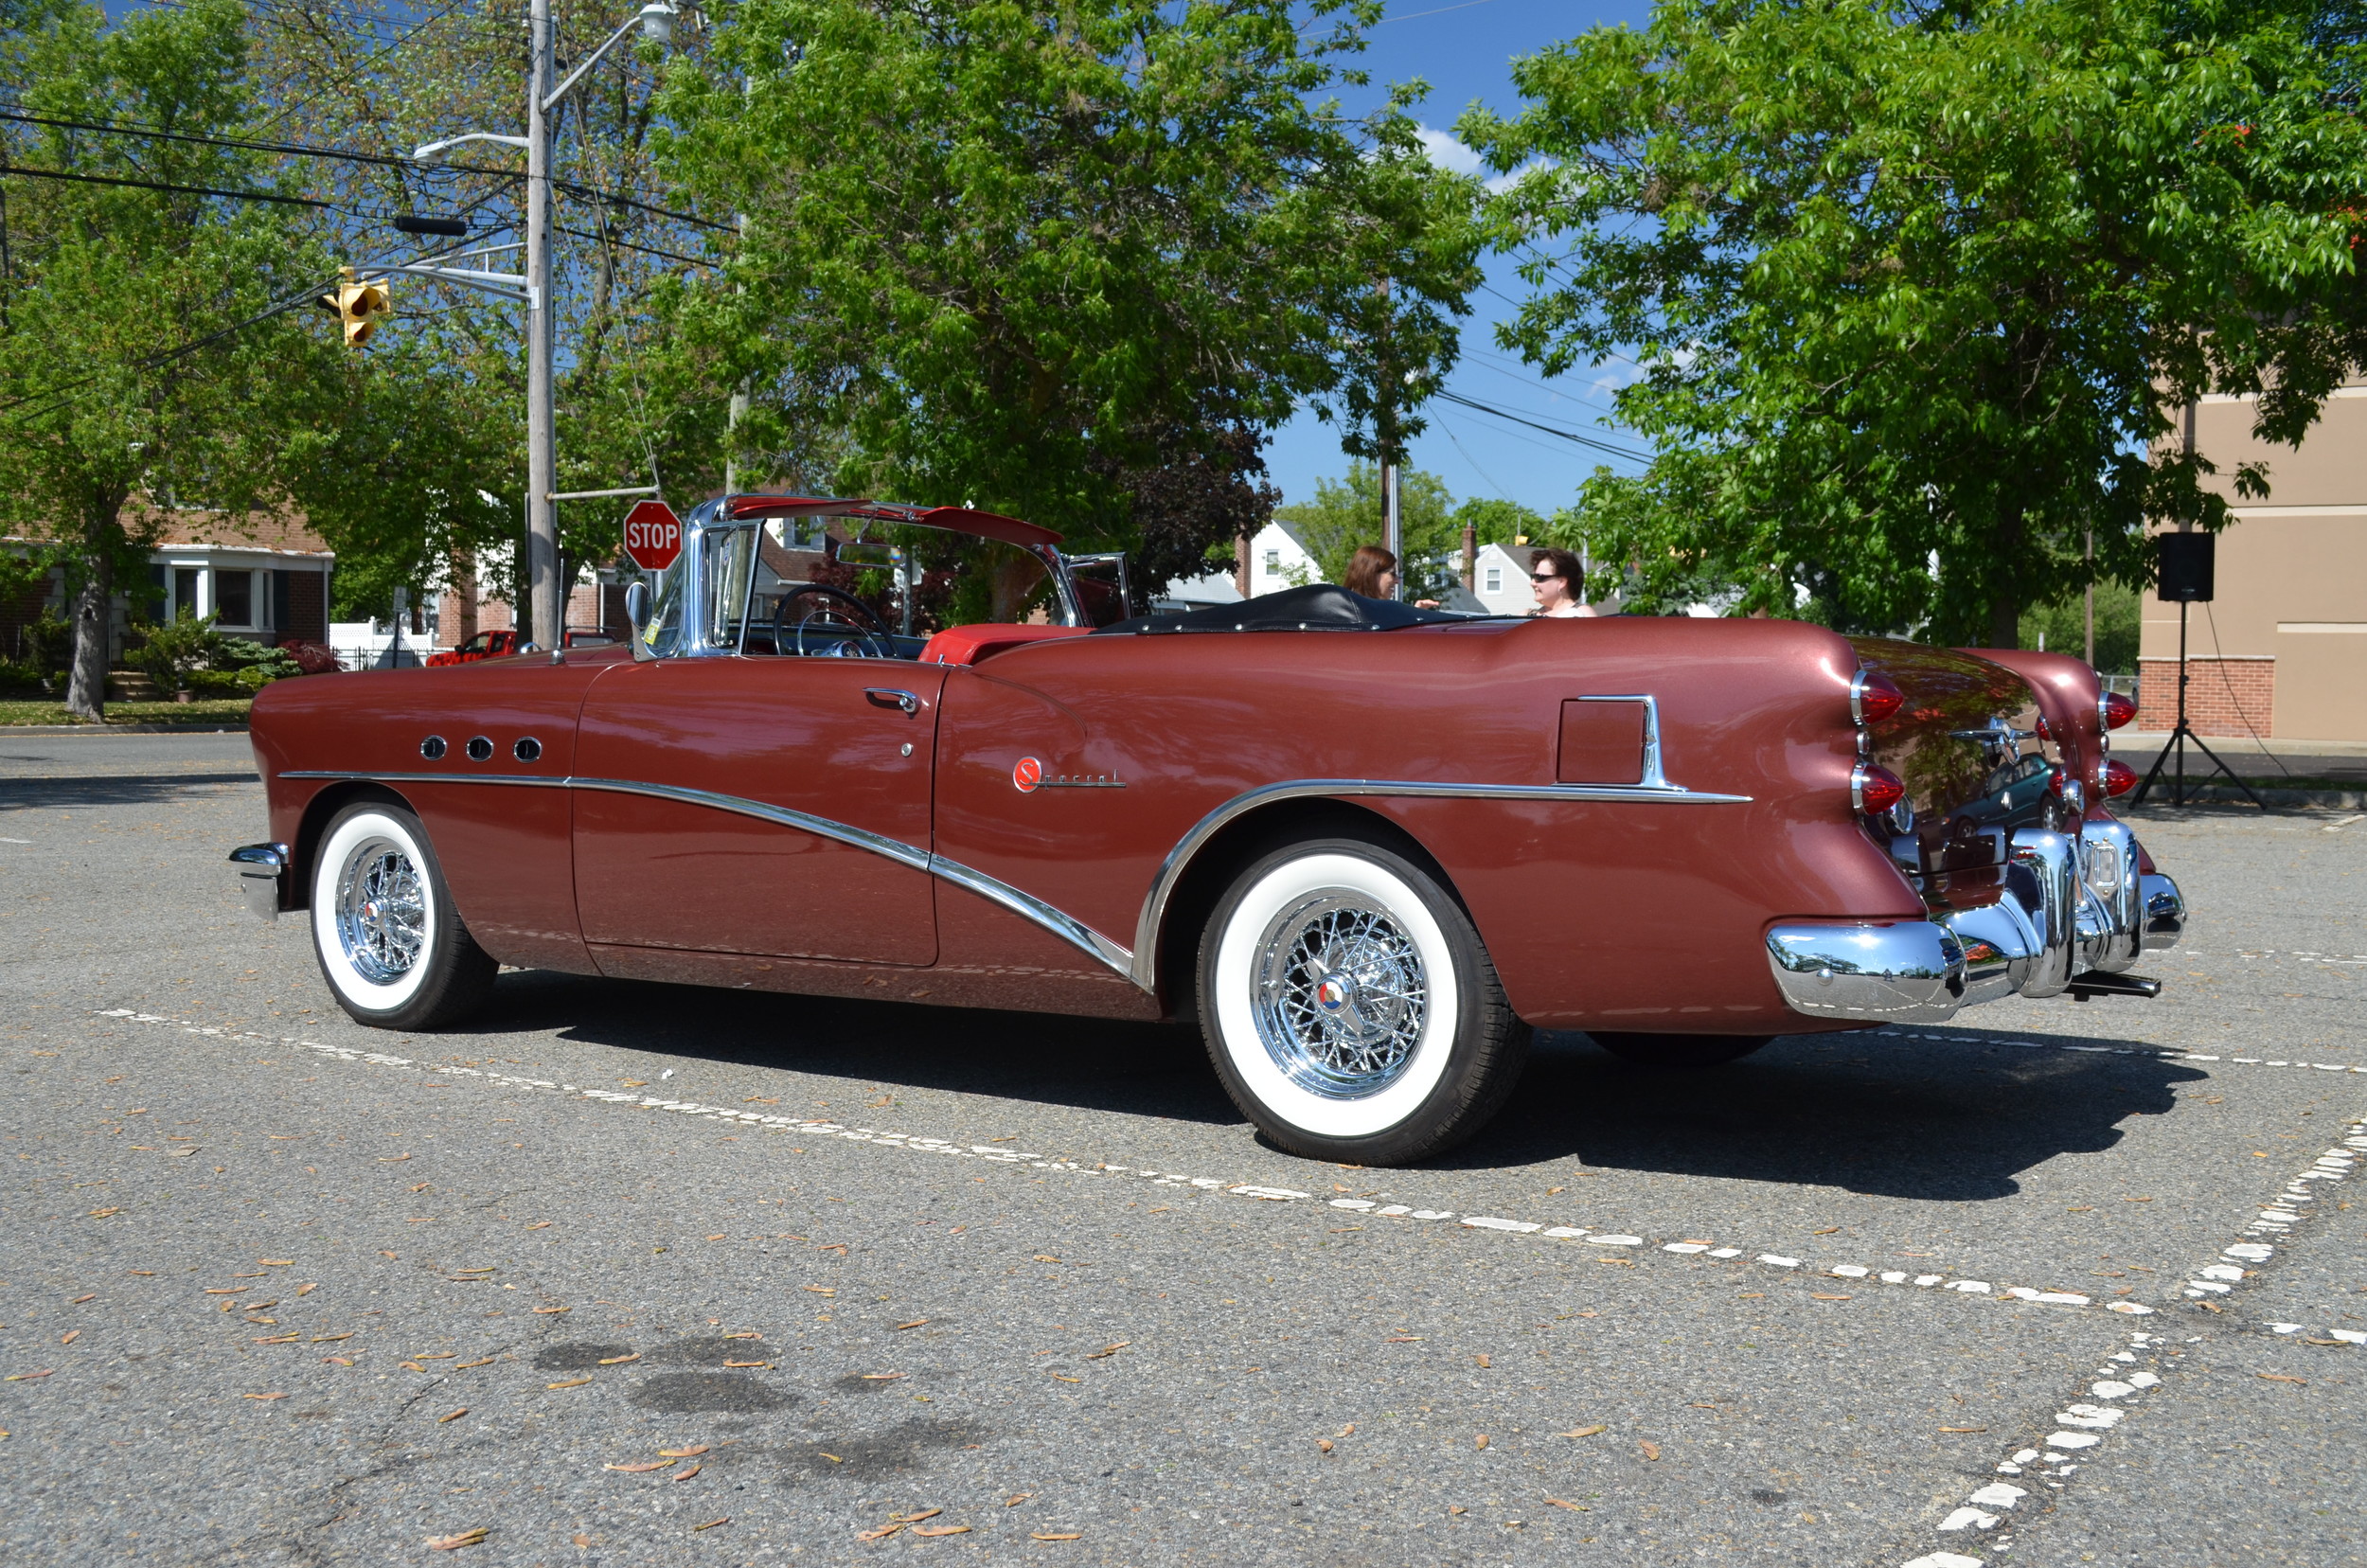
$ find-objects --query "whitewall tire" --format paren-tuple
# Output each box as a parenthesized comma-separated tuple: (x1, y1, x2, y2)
(1199, 833, 1529, 1165)
(309, 800, 495, 1030)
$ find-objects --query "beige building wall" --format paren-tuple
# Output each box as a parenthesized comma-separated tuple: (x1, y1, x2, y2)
(2140, 379, 2367, 741)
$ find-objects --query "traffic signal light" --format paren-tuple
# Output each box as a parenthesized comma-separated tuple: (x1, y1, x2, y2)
(316, 266, 392, 348)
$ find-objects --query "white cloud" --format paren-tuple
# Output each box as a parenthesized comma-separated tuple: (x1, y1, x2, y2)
(1414, 125, 1484, 177)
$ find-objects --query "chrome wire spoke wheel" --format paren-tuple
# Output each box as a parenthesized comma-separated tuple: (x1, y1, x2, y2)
(334, 840, 426, 983)
(1253, 893, 1429, 1098)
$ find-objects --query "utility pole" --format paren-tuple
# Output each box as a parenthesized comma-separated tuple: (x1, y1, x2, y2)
(525, 0, 558, 649)
(1377, 280, 1400, 597)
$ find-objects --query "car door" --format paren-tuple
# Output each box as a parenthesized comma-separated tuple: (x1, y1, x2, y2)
(571, 656, 946, 965)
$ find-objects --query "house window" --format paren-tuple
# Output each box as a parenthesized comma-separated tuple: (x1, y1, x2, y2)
(216, 569, 256, 628)
(1484, 566, 1503, 594)
(172, 566, 203, 620)
(1263, 549, 1280, 574)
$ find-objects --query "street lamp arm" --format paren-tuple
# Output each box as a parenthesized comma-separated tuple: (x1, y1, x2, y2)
(543, 4, 675, 114)
(411, 132, 531, 162)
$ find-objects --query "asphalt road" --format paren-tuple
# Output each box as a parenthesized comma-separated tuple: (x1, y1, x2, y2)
(3, 734, 2361, 1566)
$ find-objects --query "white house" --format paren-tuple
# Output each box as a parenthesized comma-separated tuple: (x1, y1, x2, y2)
(1159, 518, 1325, 609)
(1470, 542, 1535, 616)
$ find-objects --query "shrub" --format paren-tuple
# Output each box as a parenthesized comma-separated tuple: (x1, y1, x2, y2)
(0, 657, 44, 697)
(217, 636, 302, 683)
(278, 639, 343, 675)
(20, 610, 71, 687)
(186, 668, 247, 697)
(129, 613, 223, 694)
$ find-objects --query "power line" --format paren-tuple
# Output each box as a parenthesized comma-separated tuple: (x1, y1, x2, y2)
(1432, 389, 1653, 462)
(0, 161, 337, 208)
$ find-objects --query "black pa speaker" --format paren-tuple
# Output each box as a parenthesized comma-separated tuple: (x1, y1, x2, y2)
(2157, 531, 2215, 603)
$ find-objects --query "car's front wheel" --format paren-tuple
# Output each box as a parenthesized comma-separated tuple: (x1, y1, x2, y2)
(1198, 833, 1529, 1165)
(310, 800, 495, 1029)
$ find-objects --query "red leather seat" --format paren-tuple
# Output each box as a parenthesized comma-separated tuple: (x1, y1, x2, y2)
(917, 624, 1090, 667)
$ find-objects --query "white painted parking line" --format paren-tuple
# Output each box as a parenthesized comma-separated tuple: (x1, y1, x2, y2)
(1894, 1111, 2367, 1565)
(1878, 1025, 2366, 1073)
(86, 1007, 2358, 1335)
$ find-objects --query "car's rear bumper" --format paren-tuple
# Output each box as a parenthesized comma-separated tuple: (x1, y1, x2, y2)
(1766, 822, 2182, 1025)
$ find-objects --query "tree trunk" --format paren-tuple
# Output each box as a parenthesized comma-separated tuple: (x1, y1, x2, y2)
(62, 540, 112, 722)
(1989, 590, 2019, 650)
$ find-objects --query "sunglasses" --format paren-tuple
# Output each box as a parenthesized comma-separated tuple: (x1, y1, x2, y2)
(1531, 572, 1563, 582)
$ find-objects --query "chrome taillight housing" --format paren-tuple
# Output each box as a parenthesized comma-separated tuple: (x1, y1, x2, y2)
(1851, 669, 1905, 725)
(1852, 762, 1906, 815)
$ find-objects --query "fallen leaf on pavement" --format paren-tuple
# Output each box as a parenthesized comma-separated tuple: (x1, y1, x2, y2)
(1639, 1440, 1661, 1461)
(670, 1465, 701, 1482)
(70, 1294, 95, 1305)
(547, 1379, 593, 1389)
(1051, 1374, 1082, 1382)
(1005, 1493, 1033, 1506)
(1337, 1423, 1355, 1436)
(242, 1392, 286, 1400)
(723, 1360, 770, 1368)
(706, 1234, 726, 1241)
(59, 1330, 79, 1345)
(658, 1446, 710, 1457)
(1939, 1426, 1986, 1434)
(533, 1306, 570, 1314)
(526, 1222, 552, 1230)
(861, 1372, 904, 1381)
(7, 1370, 54, 1381)
(454, 1358, 494, 1369)
(295, 1283, 316, 1297)
(1084, 1342, 1130, 1360)
(1474, 1434, 1489, 1450)
(1448, 1506, 1467, 1516)
(856, 1523, 904, 1541)
(597, 1354, 640, 1365)
(819, 1453, 844, 1463)
(1546, 1499, 1590, 1512)
(1556, 1425, 1606, 1438)
(1810, 1293, 1852, 1301)
(1316, 1438, 1333, 1452)
(1032, 1256, 1060, 1264)
(572, 1534, 591, 1548)
(323, 1357, 354, 1366)
(437, 1409, 469, 1423)
(691, 1518, 728, 1532)
(425, 1527, 488, 1550)
(380, 1154, 411, 1163)
(1812, 1226, 1840, 1235)
(722, 1331, 763, 1340)
(2258, 1373, 2306, 1384)
(253, 1334, 300, 1345)
(204, 1288, 241, 1295)
(891, 1510, 942, 1523)
(1384, 1336, 1422, 1343)
(912, 1524, 970, 1537)
(1473, 1354, 1489, 1368)
(87, 1208, 118, 1219)
(260, 1259, 294, 1267)
(803, 1286, 836, 1296)
(605, 1462, 667, 1473)
(1031, 1532, 1081, 1541)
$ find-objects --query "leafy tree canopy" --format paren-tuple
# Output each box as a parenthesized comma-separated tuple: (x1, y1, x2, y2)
(1276, 460, 1454, 594)
(656, 0, 1482, 585)
(1464, 0, 2367, 645)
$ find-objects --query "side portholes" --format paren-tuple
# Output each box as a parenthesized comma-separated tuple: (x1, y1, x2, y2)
(289, 780, 416, 913)
(1148, 796, 1459, 1025)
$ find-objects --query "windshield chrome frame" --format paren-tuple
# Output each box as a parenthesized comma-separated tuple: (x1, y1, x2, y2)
(632, 496, 1090, 658)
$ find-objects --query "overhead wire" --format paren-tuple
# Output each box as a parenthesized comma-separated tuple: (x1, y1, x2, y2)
(1432, 388, 1653, 462)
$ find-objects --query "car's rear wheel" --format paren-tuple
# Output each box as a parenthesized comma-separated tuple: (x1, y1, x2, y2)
(310, 800, 495, 1030)
(1588, 1032, 1771, 1069)
(1198, 833, 1529, 1165)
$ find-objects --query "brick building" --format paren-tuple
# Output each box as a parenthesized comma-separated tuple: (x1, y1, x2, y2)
(3, 508, 333, 667)
(2138, 374, 2367, 740)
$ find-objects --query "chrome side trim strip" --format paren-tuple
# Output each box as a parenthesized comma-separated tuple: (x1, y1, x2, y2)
(274, 769, 1136, 983)
(1125, 775, 1753, 990)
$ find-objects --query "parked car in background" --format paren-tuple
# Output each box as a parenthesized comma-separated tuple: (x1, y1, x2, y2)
(424, 630, 519, 668)
(232, 495, 2188, 1166)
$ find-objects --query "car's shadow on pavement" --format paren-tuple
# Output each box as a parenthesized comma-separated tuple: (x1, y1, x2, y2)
(479, 970, 1240, 1128)
(472, 971, 2198, 1201)
(0, 772, 258, 809)
(1462, 1028, 2208, 1201)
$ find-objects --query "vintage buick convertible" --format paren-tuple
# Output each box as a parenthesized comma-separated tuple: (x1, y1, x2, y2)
(232, 496, 2186, 1164)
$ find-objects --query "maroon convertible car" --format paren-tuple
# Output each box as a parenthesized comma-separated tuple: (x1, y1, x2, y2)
(231, 496, 2185, 1165)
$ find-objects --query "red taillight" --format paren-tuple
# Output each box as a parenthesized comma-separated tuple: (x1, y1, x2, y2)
(1852, 763, 1906, 815)
(2035, 713, 2052, 740)
(2101, 691, 2136, 731)
(1851, 670, 1904, 725)
(2102, 757, 2137, 797)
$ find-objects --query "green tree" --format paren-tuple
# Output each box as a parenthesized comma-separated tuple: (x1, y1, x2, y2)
(655, 0, 1481, 578)
(1450, 497, 1544, 548)
(2020, 582, 2142, 675)
(0, 0, 347, 719)
(1276, 460, 1461, 596)
(1464, 0, 2367, 644)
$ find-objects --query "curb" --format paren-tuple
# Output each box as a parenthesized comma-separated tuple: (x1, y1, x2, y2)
(2126, 785, 2367, 811)
(0, 722, 251, 736)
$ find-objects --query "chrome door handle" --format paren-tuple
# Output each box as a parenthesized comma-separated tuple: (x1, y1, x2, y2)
(865, 687, 921, 715)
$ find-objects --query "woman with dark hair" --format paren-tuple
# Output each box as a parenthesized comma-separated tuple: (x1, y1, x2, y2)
(1529, 547, 1593, 617)
(1342, 544, 1437, 607)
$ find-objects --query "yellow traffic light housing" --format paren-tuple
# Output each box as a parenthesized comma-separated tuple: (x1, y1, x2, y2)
(315, 266, 392, 348)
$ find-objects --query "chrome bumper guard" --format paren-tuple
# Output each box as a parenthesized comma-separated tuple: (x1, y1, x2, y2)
(229, 842, 290, 921)
(1768, 822, 2183, 1025)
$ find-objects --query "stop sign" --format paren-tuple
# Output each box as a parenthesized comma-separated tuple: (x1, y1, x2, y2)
(621, 499, 682, 572)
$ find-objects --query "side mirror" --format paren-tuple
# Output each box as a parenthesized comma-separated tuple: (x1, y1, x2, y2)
(624, 580, 651, 627)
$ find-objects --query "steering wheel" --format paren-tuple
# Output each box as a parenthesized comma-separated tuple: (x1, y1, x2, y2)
(771, 583, 897, 659)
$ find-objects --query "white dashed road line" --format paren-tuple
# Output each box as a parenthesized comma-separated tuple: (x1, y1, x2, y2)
(1894, 1111, 2367, 1566)
(1878, 1025, 2365, 1074)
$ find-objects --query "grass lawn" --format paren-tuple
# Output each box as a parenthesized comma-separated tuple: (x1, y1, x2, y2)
(0, 698, 253, 726)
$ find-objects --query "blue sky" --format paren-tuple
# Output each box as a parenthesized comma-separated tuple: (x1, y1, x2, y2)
(1264, 0, 1657, 517)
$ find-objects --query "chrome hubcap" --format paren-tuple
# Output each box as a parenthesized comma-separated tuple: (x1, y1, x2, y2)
(334, 837, 425, 983)
(1253, 892, 1428, 1099)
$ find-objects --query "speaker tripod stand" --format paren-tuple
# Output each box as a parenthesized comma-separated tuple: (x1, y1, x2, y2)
(2128, 599, 2265, 810)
